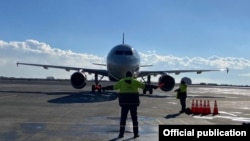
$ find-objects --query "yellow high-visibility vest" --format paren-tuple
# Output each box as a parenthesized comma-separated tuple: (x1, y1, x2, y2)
(179, 84, 187, 93)
(113, 77, 145, 93)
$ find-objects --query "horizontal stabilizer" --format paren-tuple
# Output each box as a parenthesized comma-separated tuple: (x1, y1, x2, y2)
(92, 63, 107, 66)
(140, 65, 153, 67)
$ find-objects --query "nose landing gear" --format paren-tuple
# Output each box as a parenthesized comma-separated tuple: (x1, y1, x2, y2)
(91, 73, 104, 93)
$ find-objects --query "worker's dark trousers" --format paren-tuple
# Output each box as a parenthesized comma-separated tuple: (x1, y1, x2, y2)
(119, 105, 138, 136)
(180, 97, 186, 112)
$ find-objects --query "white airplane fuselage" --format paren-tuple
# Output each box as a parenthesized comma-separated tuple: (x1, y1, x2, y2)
(106, 44, 140, 81)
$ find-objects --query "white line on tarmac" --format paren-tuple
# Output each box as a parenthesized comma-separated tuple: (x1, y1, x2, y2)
(156, 119, 163, 124)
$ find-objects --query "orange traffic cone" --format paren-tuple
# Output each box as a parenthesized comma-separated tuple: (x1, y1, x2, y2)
(193, 99, 199, 115)
(207, 100, 211, 114)
(199, 99, 203, 114)
(191, 99, 195, 114)
(202, 100, 207, 115)
(213, 100, 219, 115)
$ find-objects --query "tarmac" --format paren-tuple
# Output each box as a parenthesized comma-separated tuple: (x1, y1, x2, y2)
(0, 79, 250, 141)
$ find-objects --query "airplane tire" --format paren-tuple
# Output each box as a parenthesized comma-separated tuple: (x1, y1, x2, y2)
(149, 88, 153, 94)
(98, 85, 101, 92)
(91, 85, 95, 93)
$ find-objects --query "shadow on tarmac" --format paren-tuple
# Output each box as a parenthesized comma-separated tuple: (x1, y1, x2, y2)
(165, 108, 194, 119)
(47, 92, 118, 104)
(0, 90, 119, 104)
(109, 137, 135, 141)
(165, 112, 182, 119)
(140, 92, 170, 98)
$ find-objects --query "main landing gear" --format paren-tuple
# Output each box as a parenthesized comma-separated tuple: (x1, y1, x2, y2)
(142, 75, 153, 95)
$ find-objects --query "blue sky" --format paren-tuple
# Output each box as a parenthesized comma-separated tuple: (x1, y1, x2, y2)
(0, 0, 250, 85)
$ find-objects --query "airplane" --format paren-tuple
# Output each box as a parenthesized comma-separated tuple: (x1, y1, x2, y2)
(16, 33, 229, 94)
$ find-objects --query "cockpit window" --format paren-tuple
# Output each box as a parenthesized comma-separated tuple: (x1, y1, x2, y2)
(115, 50, 123, 55)
(124, 50, 133, 55)
(115, 50, 133, 55)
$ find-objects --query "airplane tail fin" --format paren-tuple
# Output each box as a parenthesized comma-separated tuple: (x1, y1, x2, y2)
(122, 32, 125, 44)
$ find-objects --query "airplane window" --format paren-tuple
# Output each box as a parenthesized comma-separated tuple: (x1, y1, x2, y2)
(124, 50, 133, 55)
(115, 50, 133, 55)
(115, 50, 123, 55)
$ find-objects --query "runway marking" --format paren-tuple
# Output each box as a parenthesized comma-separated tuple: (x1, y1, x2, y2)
(193, 114, 250, 123)
(242, 107, 250, 110)
(216, 115, 250, 122)
(193, 116, 214, 120)
(166, 102, 177, 104)
(231, 112, 242, 114)
(219, 111, 237, 116)
(156, 119, 163, 124)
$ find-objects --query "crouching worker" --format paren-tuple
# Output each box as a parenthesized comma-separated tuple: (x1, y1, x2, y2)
(102, 71, 158, 138)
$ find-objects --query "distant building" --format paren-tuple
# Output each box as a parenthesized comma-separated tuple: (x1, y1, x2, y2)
(207, 83, 218, 86)
(46, 76, 55, 80)
(200, 82, 207, 85)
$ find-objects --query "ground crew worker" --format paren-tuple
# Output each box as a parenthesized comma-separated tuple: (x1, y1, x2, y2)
(102, 71, 158, 138)
(174, 80, 187, 113)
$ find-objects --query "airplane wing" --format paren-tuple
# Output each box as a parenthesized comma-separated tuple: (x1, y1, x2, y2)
(16, 62, 108, 76)
(137, 68, 229, 77)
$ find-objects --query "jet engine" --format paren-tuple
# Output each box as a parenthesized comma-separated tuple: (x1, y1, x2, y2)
(70, 72, 87, 89)
(158, 74, 175, 92)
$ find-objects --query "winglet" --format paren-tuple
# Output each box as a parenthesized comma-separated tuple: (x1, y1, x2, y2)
(220, 67, 229, 74)
(16, 62, 19, 67)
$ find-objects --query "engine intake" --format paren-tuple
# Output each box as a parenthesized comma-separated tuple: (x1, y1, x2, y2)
(70, 72, 87, 89)
(158, 74, 175, 92)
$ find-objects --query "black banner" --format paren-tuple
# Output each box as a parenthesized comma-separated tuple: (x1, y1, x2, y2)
(159, 125, 250, 140)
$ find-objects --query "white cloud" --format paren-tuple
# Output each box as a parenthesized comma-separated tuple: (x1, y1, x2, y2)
(0, 40, 106, 79)
(239, 73, 250, 77)
(0, 39, 249, 85)
(140, 52, 250, 71)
